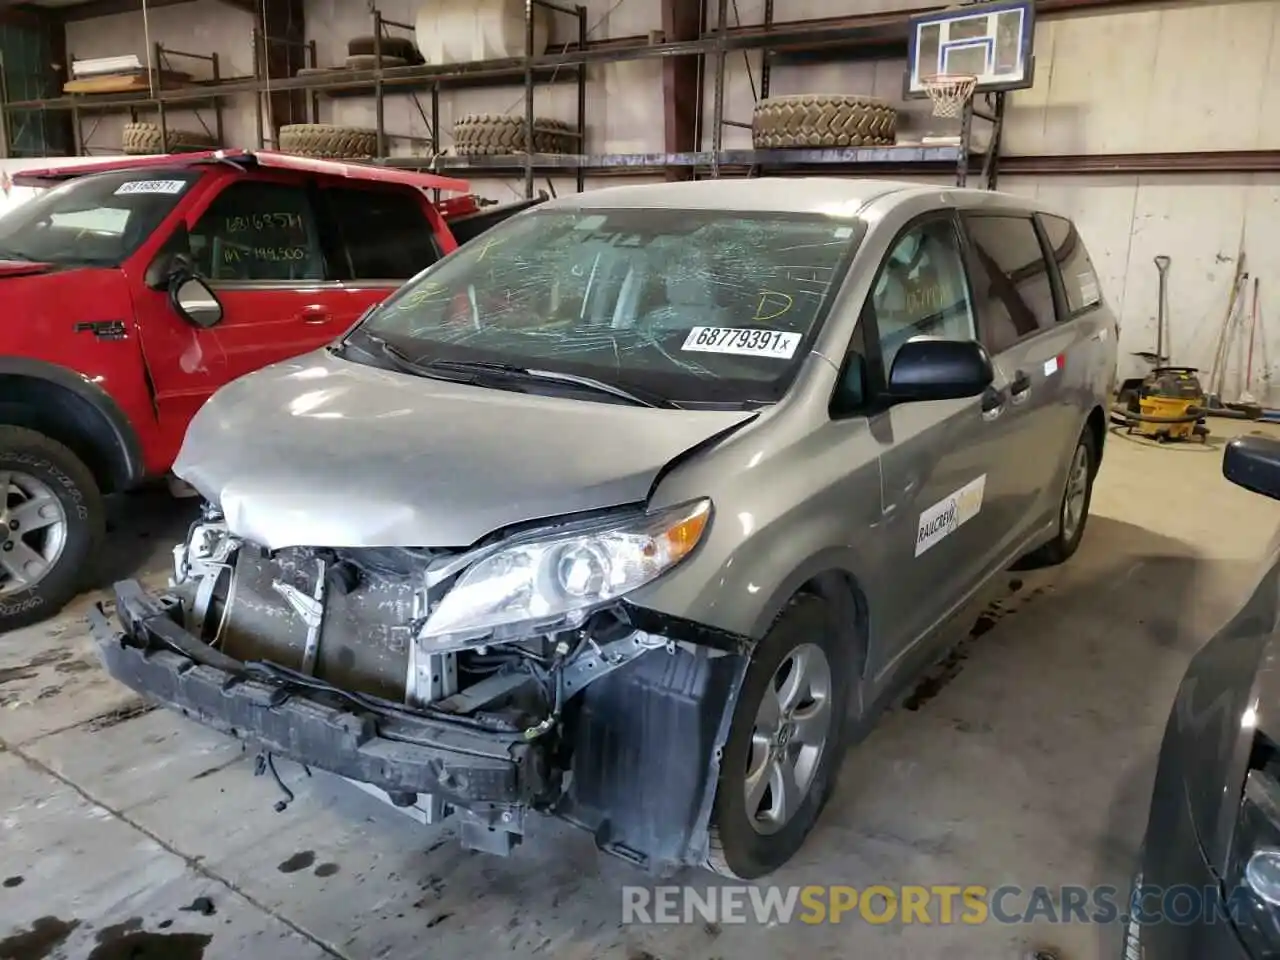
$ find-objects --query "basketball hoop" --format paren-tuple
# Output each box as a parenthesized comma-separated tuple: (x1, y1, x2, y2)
(922, 74, 977, 118)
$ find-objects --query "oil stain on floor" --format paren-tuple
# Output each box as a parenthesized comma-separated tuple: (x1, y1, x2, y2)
(0, 916, 79, 960)
(83, 918, 212, 960)
(277, 851, 316, 874)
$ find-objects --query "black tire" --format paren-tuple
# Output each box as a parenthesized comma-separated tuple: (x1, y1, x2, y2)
(1018, 425, 1097, 569)
(751, 94, 897, 149)
(346, 34, 421, 63)
(277, 123, 378, 160)
(344, 54, 409, 70)
(121, 122, 218, 155)
(452, 114, 575, 156)
(0, 427, 104, 632)
(706, 595, 850, 879)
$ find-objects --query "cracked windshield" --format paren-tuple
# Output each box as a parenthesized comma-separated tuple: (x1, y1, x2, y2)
(356, 207, 862, 406)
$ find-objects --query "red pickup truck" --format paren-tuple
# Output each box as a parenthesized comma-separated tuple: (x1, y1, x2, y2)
(0, 150, 528, 631)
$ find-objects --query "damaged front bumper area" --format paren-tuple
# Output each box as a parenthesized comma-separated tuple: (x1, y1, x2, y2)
(90, 519, 750, 874)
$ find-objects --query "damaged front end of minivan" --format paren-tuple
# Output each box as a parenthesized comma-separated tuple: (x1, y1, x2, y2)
(91, 497, 752, 875)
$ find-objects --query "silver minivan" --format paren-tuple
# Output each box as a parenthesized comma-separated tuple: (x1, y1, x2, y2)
(93, 178, 1118, 879)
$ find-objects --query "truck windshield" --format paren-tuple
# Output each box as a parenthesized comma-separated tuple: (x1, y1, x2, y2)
(0, 168, 198, 267)
(356, 207, 863, 406)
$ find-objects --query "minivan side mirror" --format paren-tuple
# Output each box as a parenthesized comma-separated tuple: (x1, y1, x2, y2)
(884, 338, 994, 404)
(1224, 436, 1280, 501)
(170, 276, 223, 329)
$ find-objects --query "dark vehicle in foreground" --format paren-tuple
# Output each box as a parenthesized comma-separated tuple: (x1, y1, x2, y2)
(0, 150, 527, 630)
(1129, 434, 1280, 959)
(92, 178, 1116, 878)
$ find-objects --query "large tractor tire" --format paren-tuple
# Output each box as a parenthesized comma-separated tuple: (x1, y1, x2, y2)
(278, 123, 378, 160)
(344, 54, 410, 70)
(751, 94, 897, 149)
(122, 122, 218, 155)
(0, 426, 105, 633)
(347, 34, 422, 64)
(452, 114, 575, 156)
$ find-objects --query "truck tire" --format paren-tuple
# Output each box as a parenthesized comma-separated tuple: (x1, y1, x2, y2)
(0, 427, 105, 632)
(751, 94, 897, 149)
(122, 122, 219, 155)
(347, 34, 421, 63)
(453, 114, 574, 156)
(706, 595, 850, 879)
(344, 54, 409, 70)
(278, 123, 378, 159)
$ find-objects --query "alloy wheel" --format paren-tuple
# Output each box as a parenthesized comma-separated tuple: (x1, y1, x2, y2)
(744, 642, 833, 836)
(0, 471, 69, 596)
(1061, 442, 1090, 543)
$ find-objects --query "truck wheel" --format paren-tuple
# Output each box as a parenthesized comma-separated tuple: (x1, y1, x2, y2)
(1018, 426, 1097, 569)
(706, 595, 850, 879)
(0, 427, 104, 631)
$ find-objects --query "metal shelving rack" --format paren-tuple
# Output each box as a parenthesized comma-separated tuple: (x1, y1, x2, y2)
(1, 41, 226, 156)
(0, 2, 1004, 191)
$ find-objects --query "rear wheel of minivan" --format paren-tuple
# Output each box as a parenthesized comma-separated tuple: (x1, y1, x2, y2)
(0, 427, 104, 632)
(1019, 425, 1097, 569)
(706, 595, 850, 879)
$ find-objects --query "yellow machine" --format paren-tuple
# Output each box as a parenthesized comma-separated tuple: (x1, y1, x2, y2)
(1126, 366, 1209, 443)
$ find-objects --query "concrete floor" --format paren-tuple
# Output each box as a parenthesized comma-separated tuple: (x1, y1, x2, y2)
(2, 421, 1278, 960)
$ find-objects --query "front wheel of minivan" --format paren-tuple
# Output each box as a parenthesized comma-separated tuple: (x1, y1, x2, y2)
(706, 595, 850, 879)
(1018, 426, 1097, 569)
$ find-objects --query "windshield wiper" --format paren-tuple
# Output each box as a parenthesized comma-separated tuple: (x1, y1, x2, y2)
(425, 360, 681, 409)
(375, 340, 481, 384)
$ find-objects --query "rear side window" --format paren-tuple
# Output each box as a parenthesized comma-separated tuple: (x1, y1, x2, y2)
(963, 215, 1057, 353)
(321, 187, 440, 281)
(1040, 214, 1103, 315)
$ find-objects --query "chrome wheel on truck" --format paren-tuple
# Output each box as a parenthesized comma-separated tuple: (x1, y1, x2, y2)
(0, 471, 70, 594)
(0, 427, 104, 632)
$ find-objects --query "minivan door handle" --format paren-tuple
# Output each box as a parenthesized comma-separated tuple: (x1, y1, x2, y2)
(1009, 370, 1032, 404)
(980, 387, 1004, 421)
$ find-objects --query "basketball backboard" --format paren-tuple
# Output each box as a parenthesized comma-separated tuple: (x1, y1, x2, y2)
(904, 0, 1036, 97)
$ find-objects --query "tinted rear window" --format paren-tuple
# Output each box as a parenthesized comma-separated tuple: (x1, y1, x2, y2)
(963, 214, 1057, 352)
(1040, 213, 1103, 315)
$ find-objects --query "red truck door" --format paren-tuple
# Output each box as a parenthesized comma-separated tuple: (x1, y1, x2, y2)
(131, 172, 399, 451)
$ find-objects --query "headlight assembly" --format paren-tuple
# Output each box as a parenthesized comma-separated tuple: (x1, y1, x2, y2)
(419, 499, 712, 649)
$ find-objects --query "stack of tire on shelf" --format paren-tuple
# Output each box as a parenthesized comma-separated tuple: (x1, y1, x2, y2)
(453, 115, 575, 156)
(751, 94, 897, 149)
(277, 123, 379, 160)
(122, 122, 219, 155)
(294, 34, 423, 76)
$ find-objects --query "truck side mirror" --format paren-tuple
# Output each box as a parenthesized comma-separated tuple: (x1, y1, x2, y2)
(170, 276, 223, 329)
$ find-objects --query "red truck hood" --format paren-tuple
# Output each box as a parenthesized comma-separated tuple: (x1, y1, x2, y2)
(0, 259, 57, 278)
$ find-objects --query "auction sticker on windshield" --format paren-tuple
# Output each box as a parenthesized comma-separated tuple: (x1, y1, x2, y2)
(681, 326, 801, 359)
(114, 179, 188, 196)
